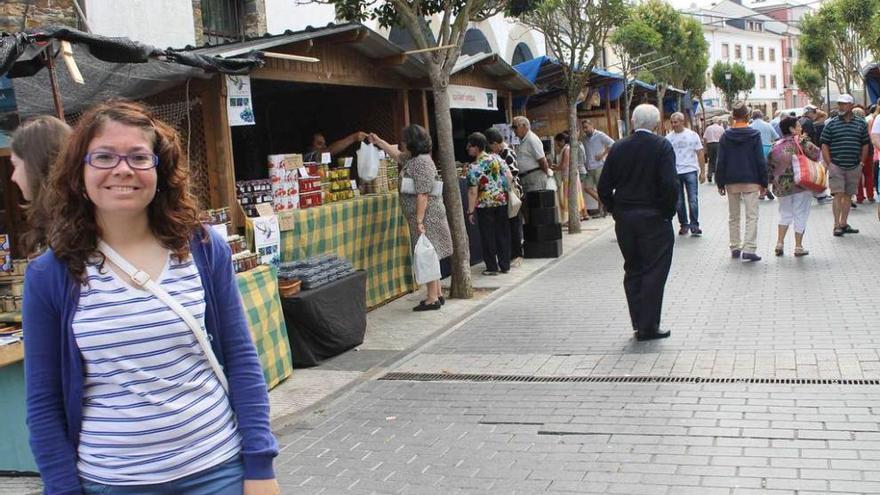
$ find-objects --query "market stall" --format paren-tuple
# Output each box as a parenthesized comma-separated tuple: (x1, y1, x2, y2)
(190, 23, 426, 309)
(513, 56, 626, 140)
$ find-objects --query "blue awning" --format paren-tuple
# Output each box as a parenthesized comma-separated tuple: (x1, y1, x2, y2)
(513, 55, 626, 102)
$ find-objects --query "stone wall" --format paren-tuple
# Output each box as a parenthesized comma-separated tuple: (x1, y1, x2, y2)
(1, 0, 79, 32)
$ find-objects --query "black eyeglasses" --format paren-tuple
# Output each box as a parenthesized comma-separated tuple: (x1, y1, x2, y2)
(84, 152, 159, 170)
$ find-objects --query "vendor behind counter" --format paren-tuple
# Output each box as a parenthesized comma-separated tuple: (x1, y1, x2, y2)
(302, 131, 367, 163)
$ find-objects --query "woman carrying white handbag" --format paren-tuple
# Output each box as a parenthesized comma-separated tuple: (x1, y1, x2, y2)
(369, 126, 453, 311)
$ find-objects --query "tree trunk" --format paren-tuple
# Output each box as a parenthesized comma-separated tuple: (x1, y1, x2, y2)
(566, 94, 581, 233)
(431, 75, 473, 299)
(623, 87, 633, 137)
(657, 85, 667, 131)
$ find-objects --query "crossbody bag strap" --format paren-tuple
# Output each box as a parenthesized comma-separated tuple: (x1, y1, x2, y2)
(96, 240, 230, 393)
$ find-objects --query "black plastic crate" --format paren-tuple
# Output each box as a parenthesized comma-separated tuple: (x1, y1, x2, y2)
(525, 190, 556, 208)
(524, 206, 557, 225)
(524, 239, 563, 258)
(524, 223, 562, 242)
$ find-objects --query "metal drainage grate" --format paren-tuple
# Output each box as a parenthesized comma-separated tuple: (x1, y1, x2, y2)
(379, 372, 880, 386)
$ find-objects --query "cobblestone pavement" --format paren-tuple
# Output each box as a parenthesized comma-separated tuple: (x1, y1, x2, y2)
(275, 184, 880, 494)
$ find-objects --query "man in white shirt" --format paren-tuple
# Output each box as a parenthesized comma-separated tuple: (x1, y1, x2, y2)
(511, 116, 550, 194)
(580, 119, 615, 217)
(702, 118, 724, 183)
(666, 112, 707, 236)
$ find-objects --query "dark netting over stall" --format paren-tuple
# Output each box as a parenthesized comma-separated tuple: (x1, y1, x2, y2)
(0, 26, 264, 117)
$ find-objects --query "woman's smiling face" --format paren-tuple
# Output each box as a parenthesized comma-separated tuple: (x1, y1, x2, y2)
(83, 120, 158, 217)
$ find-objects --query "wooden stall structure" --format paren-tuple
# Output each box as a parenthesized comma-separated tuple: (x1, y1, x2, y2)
(442, 52, 535, 163)
(512, 56, 626, 142)
(189, 23, 435, 308)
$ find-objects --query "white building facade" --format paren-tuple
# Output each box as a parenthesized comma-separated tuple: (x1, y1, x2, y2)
(73, 1, 543, 67)
(688, 0, 788, 115)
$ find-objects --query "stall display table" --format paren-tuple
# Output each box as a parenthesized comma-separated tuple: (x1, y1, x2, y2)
(0, 343, 36, 473)
(280, 270, 367, 368)
(249, 193, 414, 308)
(236, 265, 294, 389)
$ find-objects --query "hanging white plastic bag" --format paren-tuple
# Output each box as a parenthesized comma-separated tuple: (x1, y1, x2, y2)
(412, 234, 441, 285)
(357, 142, 380, 181)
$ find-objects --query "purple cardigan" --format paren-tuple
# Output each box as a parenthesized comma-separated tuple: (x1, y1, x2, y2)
(23, 227, 277, 494)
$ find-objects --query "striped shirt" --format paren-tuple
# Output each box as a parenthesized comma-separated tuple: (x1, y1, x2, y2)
(821, 115, 869, 169)
(73, 254, 240, 485)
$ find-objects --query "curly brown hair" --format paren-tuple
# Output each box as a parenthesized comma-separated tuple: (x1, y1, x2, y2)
(41, 100, 202, 281)
(10, 115, 71, 255)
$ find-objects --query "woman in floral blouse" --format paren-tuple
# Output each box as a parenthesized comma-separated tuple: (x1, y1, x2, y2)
(466, 132, 513, 275)
(768, 116, 822, 256)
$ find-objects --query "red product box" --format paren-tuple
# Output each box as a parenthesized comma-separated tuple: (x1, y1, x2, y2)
(298, 177, 321, 193)
(300, 191, 323, 209)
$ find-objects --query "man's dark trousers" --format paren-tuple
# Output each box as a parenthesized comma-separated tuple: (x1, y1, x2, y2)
(706, 142, 719, 180)
(477, 206, 511, 272)
(614, 207, 674, 332)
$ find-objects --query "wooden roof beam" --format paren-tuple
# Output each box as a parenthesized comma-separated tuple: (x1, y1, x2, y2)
(378, 54, 408, 66)
(325, 28, 369, 45)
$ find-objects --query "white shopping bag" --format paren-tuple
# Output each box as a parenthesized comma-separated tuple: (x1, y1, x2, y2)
(412, 234, 441, 285)
(356, 142, 380, 181)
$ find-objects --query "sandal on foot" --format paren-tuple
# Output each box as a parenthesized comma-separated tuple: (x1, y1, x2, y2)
(775, 244, 784, 256)
(794, 247, 809, 257)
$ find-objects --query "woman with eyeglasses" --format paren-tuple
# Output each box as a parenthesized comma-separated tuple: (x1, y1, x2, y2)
(23, 101, 279, 495)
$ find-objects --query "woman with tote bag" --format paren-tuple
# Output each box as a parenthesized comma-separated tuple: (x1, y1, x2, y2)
(370, 126, 453, 311)
(24, 101, 279, 495)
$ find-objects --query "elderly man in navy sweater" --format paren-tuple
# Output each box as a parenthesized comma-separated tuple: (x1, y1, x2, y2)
(716, 101, 769, 261)
(599, 104, 679, 341)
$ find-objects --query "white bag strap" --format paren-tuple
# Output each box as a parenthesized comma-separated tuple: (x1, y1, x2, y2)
(96, 240, 229, 393)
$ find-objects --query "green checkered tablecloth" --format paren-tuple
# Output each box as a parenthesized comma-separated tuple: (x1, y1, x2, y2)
(248, 193, 415, 308)
(236, 265, 293, 389)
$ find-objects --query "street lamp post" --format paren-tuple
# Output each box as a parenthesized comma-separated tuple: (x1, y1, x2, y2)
(725, 71, 732, 109)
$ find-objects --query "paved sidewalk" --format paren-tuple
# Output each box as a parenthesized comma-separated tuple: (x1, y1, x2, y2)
(267, 218, 613, 426)
(273, 183, 880, 494)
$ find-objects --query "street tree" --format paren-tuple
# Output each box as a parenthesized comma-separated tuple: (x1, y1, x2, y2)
(711, 61, 755, 109)
(792, 60, 826, 108)
(677, 16, 709, 111)
(799, 0, 872, 95)
(518, 0, 626, 233)
(322, 0, 518, 299)
(633, 0, 708, 119)
(609, 11, 661, 135)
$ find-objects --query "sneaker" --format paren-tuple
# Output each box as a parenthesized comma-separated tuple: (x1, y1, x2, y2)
(690, 227, 703, 236)
(742, 252, 762, 262)
(852, 201, 858, 209)
(766, 191, 775, 200)
(731, 249, 742, 258)
(678, 226, 689, 235)
(512, 257, 524, 268)
(833, 227, 845, 236)
(817, 196, 832, 205)
(843, 224, 859, 234)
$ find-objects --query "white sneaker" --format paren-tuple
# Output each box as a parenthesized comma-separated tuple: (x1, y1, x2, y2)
(512, 257, 524, 268)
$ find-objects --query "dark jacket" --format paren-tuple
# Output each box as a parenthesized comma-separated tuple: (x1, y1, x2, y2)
(598, 130, 679, 219)
(24, 227, 278, 494)
(715, 126, 769, 188)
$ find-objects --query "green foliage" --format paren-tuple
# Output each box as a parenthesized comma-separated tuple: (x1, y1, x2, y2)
(609, 12, 661, 62)
(622, 0, 707, 98)
(711, 61, 755, 108)
(798, 0, 874, 93)
(792, 60, 826, 107)
(517, 0, 626, 95)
